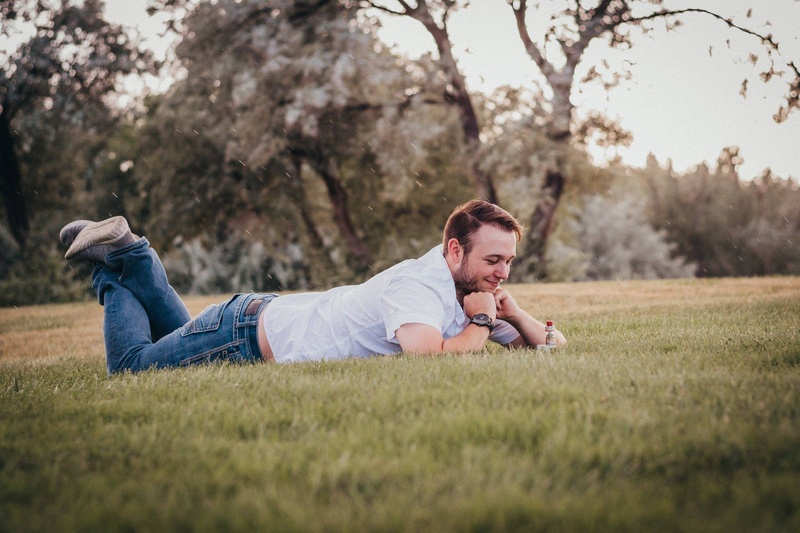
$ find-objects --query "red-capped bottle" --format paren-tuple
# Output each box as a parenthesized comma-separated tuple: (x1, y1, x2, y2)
(545, 320, 556, 347)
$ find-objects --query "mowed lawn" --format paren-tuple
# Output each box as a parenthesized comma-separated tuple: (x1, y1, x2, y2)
(1, 277, 799, 532)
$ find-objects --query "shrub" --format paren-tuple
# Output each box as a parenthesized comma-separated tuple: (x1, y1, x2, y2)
(548, 194, 695, 281)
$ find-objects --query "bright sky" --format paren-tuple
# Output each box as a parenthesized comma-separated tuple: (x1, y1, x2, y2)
(103, 0, 800, 181)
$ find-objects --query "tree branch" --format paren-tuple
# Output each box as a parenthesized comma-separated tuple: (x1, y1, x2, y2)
(627, 6, 799, 123)
(591, 0, 614, 21)
(361, 1, 408, 17)
(774, 60, 800, 123)
(625, 8, 778, 50)
(396, 0, 416, 12)
(511, 0, 557, 79)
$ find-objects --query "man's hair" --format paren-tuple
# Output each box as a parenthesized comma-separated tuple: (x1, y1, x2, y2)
(443, 199, 523, 255)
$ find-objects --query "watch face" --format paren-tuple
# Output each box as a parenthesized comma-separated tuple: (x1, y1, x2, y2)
(470, 313, 493, 328)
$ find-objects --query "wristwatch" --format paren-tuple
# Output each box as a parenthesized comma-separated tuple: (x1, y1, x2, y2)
(469, 313, 494, 332)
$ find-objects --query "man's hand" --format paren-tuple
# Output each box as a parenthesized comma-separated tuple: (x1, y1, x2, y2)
(494, 288, 521, 324)
(490, 287, 568, 349)
(463, 291, 496, 320)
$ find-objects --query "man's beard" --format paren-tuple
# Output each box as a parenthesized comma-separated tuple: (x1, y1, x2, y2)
(453, 256, 479, 301)
(454, 274, 479, 301)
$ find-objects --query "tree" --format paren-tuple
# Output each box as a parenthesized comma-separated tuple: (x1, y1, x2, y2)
(0, 99, 119, 306)
(506, 0, 799, 277)
(357, 1, 800, 278)
(137, 0, 373, 273)
(555, 193, 695, 281)
(138, 0, 473, 287)
(358, 0, 498, 203)
(146, 0, 389, 274)
(636, 149, 800, 277)
(741, 170, 800, 275)
(0, 0, 156, 247)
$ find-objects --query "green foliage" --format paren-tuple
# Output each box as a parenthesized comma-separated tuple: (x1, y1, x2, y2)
(0, 0, 157, 302)
(0, 210, 93, 306)
(632, 149, 800, 277)
(1, 278, 799, 530)
(0, 105, 122, 305)
(161, 230, 315, 294)
(2, 1, 800, 305)
(480, 99, 631, 282)
(117, 0, 473, 288)
(0, 252, 89, 306)
(0, 0, 155, 118)
(548, 193, 695, 282)
(119, 103, 232, 249)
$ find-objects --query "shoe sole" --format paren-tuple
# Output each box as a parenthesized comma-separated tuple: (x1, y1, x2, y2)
(65, 216, 130, 260)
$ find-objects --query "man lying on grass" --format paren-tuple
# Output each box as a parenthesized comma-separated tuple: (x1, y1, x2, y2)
(60, 199, 566, 374)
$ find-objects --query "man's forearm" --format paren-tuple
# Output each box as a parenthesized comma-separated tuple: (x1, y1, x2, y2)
(396, 322, 492, 355)
(441, 323, 492, 353)
(506, 311, 566, 347)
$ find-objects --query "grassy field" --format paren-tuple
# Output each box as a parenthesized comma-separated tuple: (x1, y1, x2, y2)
(1, 277, 799, 532)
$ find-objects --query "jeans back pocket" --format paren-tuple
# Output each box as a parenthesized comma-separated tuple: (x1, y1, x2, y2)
(179, 295, 238, 337)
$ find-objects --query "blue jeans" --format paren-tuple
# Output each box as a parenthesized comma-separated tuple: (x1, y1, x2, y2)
(92, 238, 276, 375)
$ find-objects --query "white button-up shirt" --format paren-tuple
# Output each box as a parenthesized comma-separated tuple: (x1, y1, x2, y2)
(262, 245, 520, 363)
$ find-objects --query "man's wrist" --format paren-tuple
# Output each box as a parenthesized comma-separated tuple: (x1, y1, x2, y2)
(469, 313, 494, 332)
(503, 309, 528, 327)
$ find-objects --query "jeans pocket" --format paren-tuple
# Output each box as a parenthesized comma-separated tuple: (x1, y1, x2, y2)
(179, 295, 237, 337)
(180, 343, 244, 366)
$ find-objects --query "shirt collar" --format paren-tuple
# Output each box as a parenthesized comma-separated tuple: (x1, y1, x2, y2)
(422, 245, 465, 323)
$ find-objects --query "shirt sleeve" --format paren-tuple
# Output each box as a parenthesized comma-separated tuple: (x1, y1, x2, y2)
(489, 319, 521, 345)
(381, 278, 446, 343)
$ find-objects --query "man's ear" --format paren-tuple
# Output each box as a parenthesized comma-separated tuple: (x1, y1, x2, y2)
(446, 238, 462, 264)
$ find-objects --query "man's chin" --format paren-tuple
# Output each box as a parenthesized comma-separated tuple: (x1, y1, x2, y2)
(454, 280, 479, 296)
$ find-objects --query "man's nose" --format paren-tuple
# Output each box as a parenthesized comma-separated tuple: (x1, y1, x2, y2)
(495, 262, 509, 280)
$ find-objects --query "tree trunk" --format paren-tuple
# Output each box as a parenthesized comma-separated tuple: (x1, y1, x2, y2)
(469, 150, 497, 205)
(305, 156, 371, 274)
(519, 69, 576, 275)
(287, 156, 337, 276)
(0, 109, 28, 247)
(517, 170, 565, 280)
(509, 1, 606, 275)
(418, 13, 497, 203)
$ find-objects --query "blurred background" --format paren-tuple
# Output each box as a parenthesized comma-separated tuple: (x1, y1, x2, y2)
(1, 0, 799, 306)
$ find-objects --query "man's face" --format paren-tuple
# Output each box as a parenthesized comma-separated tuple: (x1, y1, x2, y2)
(452, 224, 517, 296)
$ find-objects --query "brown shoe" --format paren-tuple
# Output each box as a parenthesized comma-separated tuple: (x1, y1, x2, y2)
(64, 216, 136, 263)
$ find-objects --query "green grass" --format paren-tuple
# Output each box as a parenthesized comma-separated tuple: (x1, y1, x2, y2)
(1, 277, 799, 532)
